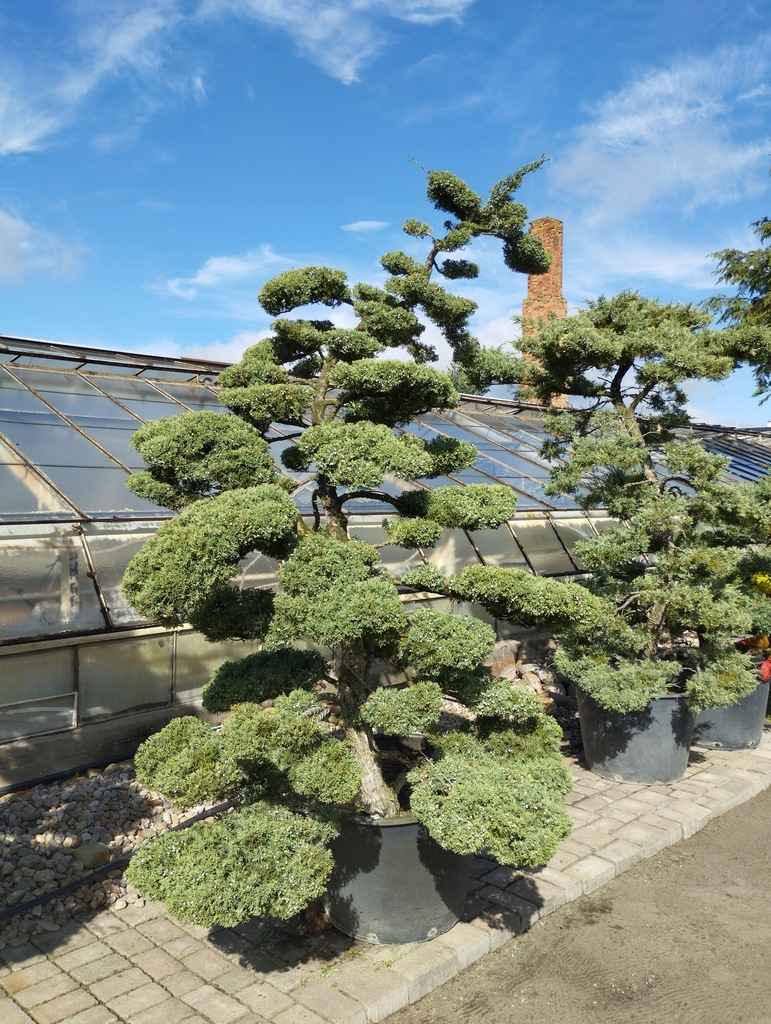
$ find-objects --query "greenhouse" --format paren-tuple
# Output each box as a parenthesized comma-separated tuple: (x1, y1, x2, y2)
(1, 333, 769, 788)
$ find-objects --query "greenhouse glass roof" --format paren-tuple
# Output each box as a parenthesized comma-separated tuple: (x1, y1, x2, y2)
(1, 334, 769, 647)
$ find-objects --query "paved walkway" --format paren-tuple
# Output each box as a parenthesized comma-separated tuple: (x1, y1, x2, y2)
(3, 730, 771, 1024)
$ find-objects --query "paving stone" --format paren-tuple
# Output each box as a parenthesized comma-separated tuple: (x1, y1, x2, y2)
(32, 929, 93, 957)
(505, 873, 566, 915)
(235, 980, 294, 1018)
(105, 983, 171, 1020)
(179, 984, 250, 1024)
(0, 997, 37, 1024)
(573, 793, 614, 812)
(54, 944, 111, 974)
(564, 854, 616, 894)
(272, 1007, 329, 1024)
(84, 916, 127, 940)
(567, 806, 599, 825)
(131, 996, 200, 1024)
(527, 866, 584, 904)
(163, 969, 213, 998)
(567, 825, 615, 851)
(14, 972, 79, 1009)
(479, 887, 541, 929)
(290, 979, 367, 1024)
(182, 948, 234, 982)
(613, 820, 673, 855)
(1, 959, 61, 995)
(137, 920, 190, 945)
(89, 967, 151, 1002)
(389, 940, 459, 1003)
(163, 935, 207, 959)
(431, 921, 491, 970)
(69, 953, 133, 986)
(104, 929, 155, 958)
(467, 904, 522, 951)
(27, 989, 97, 1024)
(479, 865, 521, 888)
(332, 962, 411, 1024)
(596, 838, 645, 872)
(655, 800, 712, 837)
(213, 967, 260, 995)
(55, 1008, 117, 1024)
(109, 901, 168, 927)
(131, 948, 183, 981)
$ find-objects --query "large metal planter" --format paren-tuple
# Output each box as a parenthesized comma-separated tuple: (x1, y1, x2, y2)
(693, 679, 770, 750)
(324, 813, 472, 944)
(577, 689, 695, 785)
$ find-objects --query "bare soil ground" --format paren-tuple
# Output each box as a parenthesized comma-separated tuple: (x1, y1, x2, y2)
(389, 783, 771, 1024)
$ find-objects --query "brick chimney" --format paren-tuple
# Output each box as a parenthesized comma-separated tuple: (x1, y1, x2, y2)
(521, 217, 568, 408)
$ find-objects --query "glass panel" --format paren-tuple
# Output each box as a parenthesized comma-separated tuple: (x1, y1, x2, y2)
(0, 370, 54, 414)
(2, 417, 123, 468)
(237, 551, 280, 591)
(11, 368, 135, 421)
(509, 515, 574, 575)
(174, 632, 261, 704)
(88, 377, 191, 422)
(79, 635, 172, 718)
(0, 525, 104, 640)
(550, 513, 596, 548)
(424, 528, 481, 574)
(471, 523, 530, 570)
(0, 456, 76, 517)
(346, 516, 424, 576)
(81, 522, 157, 625)
(0, 646, 75, 704)
(586, 513, 619, 533)
(76, 425, 145, 469)
(41, 466, 164, 515)
(0, 693, 76, 741)
(151, 382, 224, 411)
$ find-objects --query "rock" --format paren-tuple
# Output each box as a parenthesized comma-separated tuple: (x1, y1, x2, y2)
(73, 841, 111, 869)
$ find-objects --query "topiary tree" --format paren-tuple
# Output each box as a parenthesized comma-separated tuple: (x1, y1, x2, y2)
(122, 160, 573, 929)
(427, 291, 771, 714)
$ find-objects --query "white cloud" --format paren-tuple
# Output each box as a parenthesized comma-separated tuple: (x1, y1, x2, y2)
(0, 209, 86, 282)
(0, 2, 194, 157)
(158, 245, 293, 300)
(550, 38, 771, 228)
(341, 220, 389, 233)
(198, 0, 474, 83)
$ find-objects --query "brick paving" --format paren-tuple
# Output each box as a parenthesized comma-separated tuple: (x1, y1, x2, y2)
(2, 729, 771, 1024)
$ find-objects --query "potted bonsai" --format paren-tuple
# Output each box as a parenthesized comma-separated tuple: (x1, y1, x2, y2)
(512, 292, 771, 780)
(121, 161, 573, 942)
(435, 292, 771, 782)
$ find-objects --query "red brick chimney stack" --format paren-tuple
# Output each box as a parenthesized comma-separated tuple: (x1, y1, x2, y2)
(521, 217, 568, 408)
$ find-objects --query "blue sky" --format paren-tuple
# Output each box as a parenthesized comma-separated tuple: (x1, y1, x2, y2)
(1, 0, 770, 425)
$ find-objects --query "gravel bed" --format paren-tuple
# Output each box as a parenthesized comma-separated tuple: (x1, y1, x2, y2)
(0, 761, 211, 948)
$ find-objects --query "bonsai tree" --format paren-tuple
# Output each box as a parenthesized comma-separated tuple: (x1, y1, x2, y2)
(121, 161, 573, 929)
(537, 295, 771, 712)
(709, 208, 771, 398)
(434, 291, 771, 714)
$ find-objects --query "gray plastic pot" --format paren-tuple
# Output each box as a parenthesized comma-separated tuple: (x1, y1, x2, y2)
(577, 689, 695, 785)
(323, 813, 472, 944)
(693, 679, 770, 750)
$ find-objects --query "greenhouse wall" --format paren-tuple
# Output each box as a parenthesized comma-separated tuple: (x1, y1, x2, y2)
(2, 335, 768, 789)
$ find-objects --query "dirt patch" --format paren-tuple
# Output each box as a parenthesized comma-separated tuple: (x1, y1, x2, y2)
(389, 782, 771, 1024)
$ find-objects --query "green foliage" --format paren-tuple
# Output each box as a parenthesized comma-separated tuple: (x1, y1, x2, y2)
(133, 717, 237, 808)
(125, 804, 337, 926)
(362, 681, 443, 735)
(258, 267, 350, 316)
(395, 484, 516, 530)
(202, 648, 328, 713)
(408, 736, 571, 865)
(122, 486, 299, 627)
(219, 383, 313, 430)
(398, 610, 496, 679)
(383, 516, 442, 549)
(329, 360, 459, 425)
(188, 586, 275, 642)
(127, 412, 277, 510)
